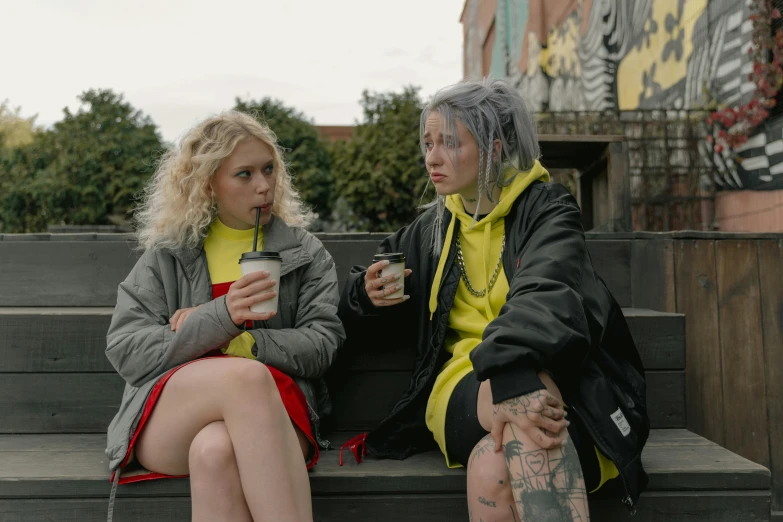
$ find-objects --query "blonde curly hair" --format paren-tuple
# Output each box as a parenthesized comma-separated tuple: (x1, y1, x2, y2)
(135, 110, 313, 251)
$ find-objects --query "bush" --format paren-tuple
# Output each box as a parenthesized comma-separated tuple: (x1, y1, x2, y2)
(331, 86, 432, 231)
(0, 89, 163, 232)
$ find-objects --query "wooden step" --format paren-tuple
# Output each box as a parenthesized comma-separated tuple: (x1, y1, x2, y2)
(0, 236, 634, 307)
(0, 307, 684, 372)
(0, 430, 771, 521)
(0, 308, 685, 433)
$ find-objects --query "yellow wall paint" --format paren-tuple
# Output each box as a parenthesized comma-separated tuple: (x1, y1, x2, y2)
(617, 0, 707, 110)
(540, 15, 581, 78)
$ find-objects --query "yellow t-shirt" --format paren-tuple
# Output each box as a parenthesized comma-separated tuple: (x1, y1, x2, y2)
(202, 218, 261, 359)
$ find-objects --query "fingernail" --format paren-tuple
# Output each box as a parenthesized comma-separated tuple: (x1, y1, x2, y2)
(566, 421, 571, 427)
(383, 260, 390, 266)
(403, 295, 410, 301)
(261, 271, 269, 277)
(393, 273, 402, 280)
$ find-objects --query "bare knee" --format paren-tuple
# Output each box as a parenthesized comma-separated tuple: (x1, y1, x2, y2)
(467, 436, 512, 503)
(189, 422, 237, 478)
(225, 358, 276, 395)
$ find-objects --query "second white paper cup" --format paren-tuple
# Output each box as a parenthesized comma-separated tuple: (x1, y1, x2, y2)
(373, 253, 406, 300)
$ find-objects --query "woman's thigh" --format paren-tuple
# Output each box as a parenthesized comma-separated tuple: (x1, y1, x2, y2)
(476, 371, 562, 432)
(135, 357, 286, 475)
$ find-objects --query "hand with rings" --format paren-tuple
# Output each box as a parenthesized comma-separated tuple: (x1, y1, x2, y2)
(363, 260, 413, 307)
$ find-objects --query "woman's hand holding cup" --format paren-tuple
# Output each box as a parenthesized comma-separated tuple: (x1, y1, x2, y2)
(364, 259, 412, 307)
(226, 270, 278, 326)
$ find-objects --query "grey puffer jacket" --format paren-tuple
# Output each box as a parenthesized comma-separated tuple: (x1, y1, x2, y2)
(104, 216, 345, 473)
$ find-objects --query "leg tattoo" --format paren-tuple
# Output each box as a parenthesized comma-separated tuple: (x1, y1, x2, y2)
(503, 425, 589, 521)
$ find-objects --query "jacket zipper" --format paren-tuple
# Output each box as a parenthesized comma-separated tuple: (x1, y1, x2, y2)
(568, 404, 637, 515)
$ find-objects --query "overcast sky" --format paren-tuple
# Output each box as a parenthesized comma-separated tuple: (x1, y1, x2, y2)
(2, 0, 464, 143)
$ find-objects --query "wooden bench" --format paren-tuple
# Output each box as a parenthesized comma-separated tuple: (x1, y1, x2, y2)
(0, 234, 772, 521)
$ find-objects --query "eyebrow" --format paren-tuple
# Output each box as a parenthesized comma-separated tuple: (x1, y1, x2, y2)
(231, 159, 274, 171)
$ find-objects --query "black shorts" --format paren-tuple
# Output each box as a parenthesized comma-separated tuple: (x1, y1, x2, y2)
(443, 370, 602, 491)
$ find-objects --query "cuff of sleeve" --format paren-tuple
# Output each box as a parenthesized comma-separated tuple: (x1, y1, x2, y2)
(215, 295, 243, 336)
(489, 366, 546, 404)
(357, 272, 381, 317)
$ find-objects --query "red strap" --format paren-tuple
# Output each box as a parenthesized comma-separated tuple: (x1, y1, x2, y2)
(339, 433, 368, 466)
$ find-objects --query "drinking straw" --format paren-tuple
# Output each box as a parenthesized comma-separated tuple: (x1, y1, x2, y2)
(252, 207, 261, 252)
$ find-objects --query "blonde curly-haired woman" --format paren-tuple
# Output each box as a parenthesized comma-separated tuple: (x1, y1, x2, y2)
(104, 111, 344, 522)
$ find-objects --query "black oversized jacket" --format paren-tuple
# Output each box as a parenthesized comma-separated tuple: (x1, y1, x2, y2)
(338, 182, 649, 510)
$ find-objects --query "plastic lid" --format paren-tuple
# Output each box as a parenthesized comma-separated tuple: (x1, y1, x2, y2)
(373, 252, 405, 263)
(239, 251, 282, 263)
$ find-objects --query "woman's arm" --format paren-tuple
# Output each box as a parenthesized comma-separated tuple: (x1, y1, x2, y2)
(105, 251, 243, 388)
(248, 236, 346, 379)
(471, 186, 596, 404)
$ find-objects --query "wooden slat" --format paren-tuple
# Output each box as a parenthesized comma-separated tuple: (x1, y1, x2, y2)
(0, 241, 141, 307)
(0, 430, 771, 499)
(0, 307, 682, 372)
(624, 309, 684, 370)
(631, 239, 676, 312)
(0, 238, 633, 307)
(675, 239, 725, 446)
(0, 492, 772, 522)
(0, 370, 684, 433)
(758, 239, 783, 511)
(0, 374, 121, 434)
(716, 240, 770, 468)
(0, 308, 113, 372)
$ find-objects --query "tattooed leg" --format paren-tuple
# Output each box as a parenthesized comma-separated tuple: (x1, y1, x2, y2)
(502, 423, 589, 521)
(467, 434, 519, 522)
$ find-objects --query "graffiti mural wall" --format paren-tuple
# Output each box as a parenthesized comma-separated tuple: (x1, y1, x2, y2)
(462, 0, 783, 191)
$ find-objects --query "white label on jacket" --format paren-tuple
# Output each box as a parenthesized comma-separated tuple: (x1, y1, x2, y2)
(611, 409, 631, 436)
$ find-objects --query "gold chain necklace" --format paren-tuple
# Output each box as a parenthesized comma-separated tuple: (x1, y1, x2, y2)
(454, 233, 505, 298)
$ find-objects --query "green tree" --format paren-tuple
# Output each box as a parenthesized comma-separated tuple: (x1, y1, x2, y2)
(0, 89, 164, 232)
(0, 101, 37, 149)
(331, 86, 431, 231)
(234, 97, 333, 226)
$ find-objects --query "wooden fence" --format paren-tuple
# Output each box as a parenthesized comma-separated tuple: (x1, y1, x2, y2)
(628, 231, 783, 513)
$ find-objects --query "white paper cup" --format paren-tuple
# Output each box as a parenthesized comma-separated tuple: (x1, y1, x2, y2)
(239, 251, 282, 314)
(373, 253, 406, 299)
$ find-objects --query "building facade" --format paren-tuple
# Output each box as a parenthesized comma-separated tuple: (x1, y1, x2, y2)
(462, 0, 783, 231)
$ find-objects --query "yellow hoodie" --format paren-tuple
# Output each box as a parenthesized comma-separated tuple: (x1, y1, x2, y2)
(425, 161, 549, 467)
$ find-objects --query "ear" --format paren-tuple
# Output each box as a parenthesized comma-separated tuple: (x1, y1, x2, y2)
(491, 139, 502, 162)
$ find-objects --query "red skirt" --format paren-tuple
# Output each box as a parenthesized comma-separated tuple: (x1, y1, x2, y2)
(111, 281, 319, 485)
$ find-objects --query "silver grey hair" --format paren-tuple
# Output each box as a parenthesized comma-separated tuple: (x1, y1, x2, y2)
(420, 78, 541, 257)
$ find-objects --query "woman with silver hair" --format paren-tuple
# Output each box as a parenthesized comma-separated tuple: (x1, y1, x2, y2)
(339, 78, 649, 520)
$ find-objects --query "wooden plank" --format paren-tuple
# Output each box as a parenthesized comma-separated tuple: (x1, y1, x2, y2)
(0, 238, 634, 307)
(716, 240, 770, 468)
(0, 308, 114, 372)
(631, 239, 676, 312)
(0, 430, 771, 499)
(319, 240, 379, 289)
(674, 239, 725, 446)
(0, 241, 141, 306)
(0, 374, 121, 433)
(0, 492, 772, 522)
(608, 141, 631, 232)
(0, 306, 680, 373)
(0, 369, 684, 433)
(624, 309, 685, 370)
(758, 239, 783, 511)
